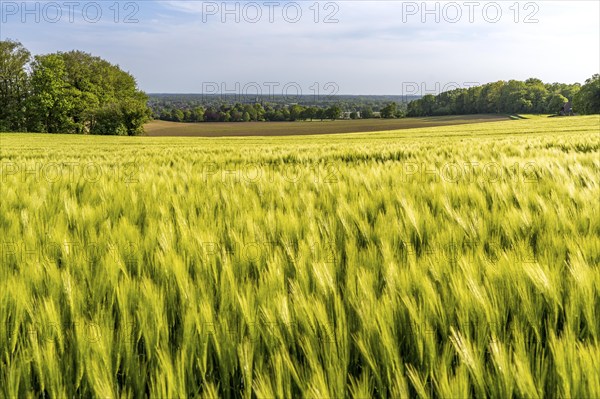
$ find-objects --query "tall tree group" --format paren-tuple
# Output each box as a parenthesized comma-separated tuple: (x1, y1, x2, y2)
(155, 102, 346, 123)
(407, 77, 599, 117)
(0, 40, 150, 135)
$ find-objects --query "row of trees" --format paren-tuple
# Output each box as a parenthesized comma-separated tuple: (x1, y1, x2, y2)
(157, 103, 348, 122)
(155, 77, 599, 124)
(148, 93, 415, 114)
(406, 77, 600, 117)
(154, 101, 412, 123)
(150, 94, 414, 123)
(0, 40, 151, 135)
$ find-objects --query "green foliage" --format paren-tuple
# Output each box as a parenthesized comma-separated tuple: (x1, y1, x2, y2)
(161, 102, 350, 123)
(360, 106, 375, 119)
(573, 74, 600, 115)
(171, 109, 184, 122)
(302, 106, 318, 120)
(90, 104, 127, 135)
(27, 54, 74, 133)
(0, 40, 30, 131)
(0, 40, 150, 135)
(547, 93, 568, 113)
(380, 102, 398, 118)
(407, 78, 588, 117)
(1, 116, 599, 397)
(153, 100, 402, 124)
(325, 104, 342, 120)
(150, 93, 414, 121)
(289, 104, 303, 121)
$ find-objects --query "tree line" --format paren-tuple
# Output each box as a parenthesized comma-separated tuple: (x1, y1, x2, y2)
(153, 76, 599, 124)
(151, 100, 407, 123)
(156, 103, 351, 123)
(406, 77, 600, 117)
(0, 40, 151, 135)
(149, 93, 416, 117)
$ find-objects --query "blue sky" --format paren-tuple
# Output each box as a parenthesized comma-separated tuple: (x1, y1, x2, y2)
(1, 1, 598, 94)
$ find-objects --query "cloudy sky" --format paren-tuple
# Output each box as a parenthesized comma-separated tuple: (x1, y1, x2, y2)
(1, 1, 598, 94)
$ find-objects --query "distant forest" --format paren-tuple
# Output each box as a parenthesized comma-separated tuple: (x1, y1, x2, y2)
(148, 94, 417, 123)
(151, 76, 599, 123)
(406, 76, 599, 117)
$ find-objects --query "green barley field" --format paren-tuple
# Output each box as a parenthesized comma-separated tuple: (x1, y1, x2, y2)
(1, 115, 599, 398)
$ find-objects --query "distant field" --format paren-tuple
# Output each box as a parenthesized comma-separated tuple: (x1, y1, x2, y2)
(144, 114, 509, 137)
(1, 116, 599, 397)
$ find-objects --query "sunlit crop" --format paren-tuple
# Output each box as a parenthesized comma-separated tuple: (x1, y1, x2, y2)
(1, 115, 599, 397)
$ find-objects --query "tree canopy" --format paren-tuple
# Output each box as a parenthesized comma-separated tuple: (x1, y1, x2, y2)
(0, 40, 150, 135)
(0, 40, 30, 131)
(573, 74, 600, 115)
(406, 77, 599, 117)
